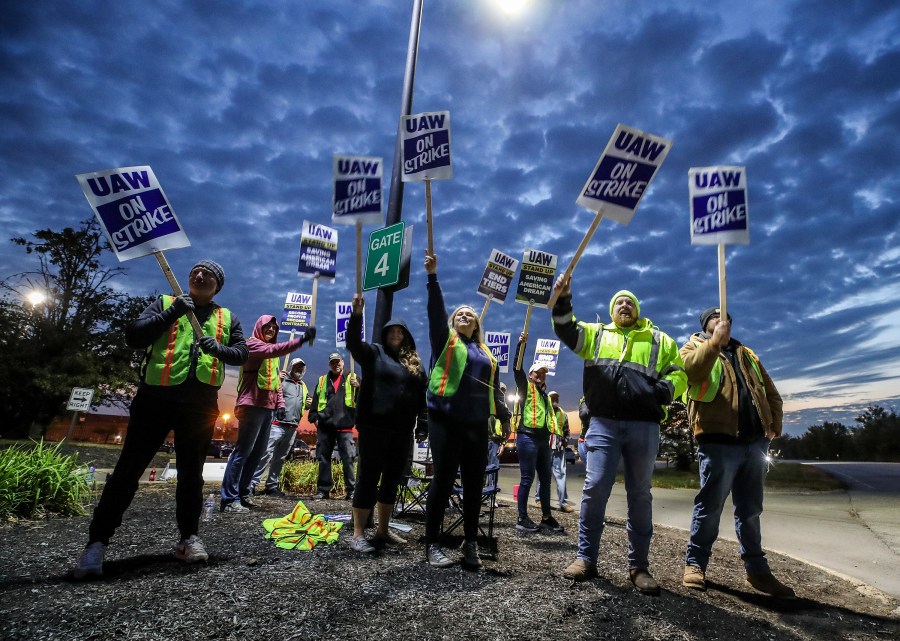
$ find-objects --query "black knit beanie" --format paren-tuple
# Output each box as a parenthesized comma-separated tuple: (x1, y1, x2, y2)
(699, 307, 732, 332)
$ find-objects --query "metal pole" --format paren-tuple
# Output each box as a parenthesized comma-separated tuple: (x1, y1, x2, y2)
(372, 0, 424, 338)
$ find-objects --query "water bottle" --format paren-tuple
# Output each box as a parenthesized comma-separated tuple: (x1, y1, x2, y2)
(202, 493, 216, 522)
(87, 466, 95, 484)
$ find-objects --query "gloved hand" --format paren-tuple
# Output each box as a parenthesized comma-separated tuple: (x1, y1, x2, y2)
(275, 407, 287, 421)
(300, 326, 317, 346)
(198, 335, 222, 357)
(170, 294, 195, 317)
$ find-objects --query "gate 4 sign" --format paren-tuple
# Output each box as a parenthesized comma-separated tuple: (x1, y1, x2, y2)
(67, 387, 94, 412)
(363, 222, 406, 291)
(689, 166, 749, 245)
(75, 165, 190, 261)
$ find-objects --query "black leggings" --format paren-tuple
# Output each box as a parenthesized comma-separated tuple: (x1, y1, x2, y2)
(89, 391, 217, 544)
(425, 414, 488, 543)
(352, 424, 412, 509)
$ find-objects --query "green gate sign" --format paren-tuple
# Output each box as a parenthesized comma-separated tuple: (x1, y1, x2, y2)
(363, 221, 406, 291)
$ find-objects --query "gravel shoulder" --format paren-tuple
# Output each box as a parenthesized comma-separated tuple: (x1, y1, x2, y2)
(1, 484, 898, 641)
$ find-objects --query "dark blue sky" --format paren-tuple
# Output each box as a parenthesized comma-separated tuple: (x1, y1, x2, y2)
(2, 1, 898, 435)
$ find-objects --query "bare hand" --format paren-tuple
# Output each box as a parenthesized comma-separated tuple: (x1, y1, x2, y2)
(351, 293, 364, 314)
(424, 250, 437, 275)
(710, 320, 731, 349)
(519, 331, 528, 344)
(553, 274, 571, 297)
(349, 373, 360, 388)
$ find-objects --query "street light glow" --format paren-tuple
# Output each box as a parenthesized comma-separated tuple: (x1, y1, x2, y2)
(495, 0, 528, 15)
(27, 291, 46, 307)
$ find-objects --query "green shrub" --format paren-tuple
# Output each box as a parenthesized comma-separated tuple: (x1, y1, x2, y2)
(0, 440, 93, 519)
(281, 460, 353, 496)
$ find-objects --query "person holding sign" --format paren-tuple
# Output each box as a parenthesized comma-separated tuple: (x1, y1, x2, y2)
(345, 294, 427, 554)
(511, 333, 563, 535)
(548, 391, 574, 513)
(74, 260, 248, 579)
(423, 251, 511, 569)
(680, 308, 793, 598)
(552, 277, 686, 595)
(220, 316, 315, 513)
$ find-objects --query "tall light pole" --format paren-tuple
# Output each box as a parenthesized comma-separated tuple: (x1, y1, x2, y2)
(372, 0, 424, 337)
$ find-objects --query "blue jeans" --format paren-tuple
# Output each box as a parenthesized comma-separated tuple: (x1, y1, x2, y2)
(486, 440, 500, 470)
(578, 440, 587, 467)
(221, 406, 274, 505)
(685, 438, 771, 573)
(250, 422, 296, 493)
(316, 429, 357, 496)
(516, 431, 552, 520)
(551, 450, 569, 507)
(578, 416, 660, 569)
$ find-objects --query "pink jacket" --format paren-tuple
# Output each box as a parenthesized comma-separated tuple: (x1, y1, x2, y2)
(235, 315, 304, 411)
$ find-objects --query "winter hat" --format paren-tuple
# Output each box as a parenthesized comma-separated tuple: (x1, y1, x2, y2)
(699, 307, 733, 332)
(608, 290, 640, 320)
(191, 259, 225, 293)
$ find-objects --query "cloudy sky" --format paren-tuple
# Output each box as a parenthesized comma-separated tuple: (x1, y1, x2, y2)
(2, 1, 898, 435)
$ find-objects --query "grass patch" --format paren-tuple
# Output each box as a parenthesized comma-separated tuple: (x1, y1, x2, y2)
(0, 439, 172, 469)
(0, 440, 94, 519)
(280, 460, 353, 496)
(633, 461, 848, 491)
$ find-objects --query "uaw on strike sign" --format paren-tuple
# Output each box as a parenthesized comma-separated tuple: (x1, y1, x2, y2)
(688, 166, 749, 245)
(76, 166, 190, 261)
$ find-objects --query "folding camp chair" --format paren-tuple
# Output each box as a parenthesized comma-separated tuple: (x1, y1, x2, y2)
(394, 440, 433, 518)
(440, 463, 500, 558)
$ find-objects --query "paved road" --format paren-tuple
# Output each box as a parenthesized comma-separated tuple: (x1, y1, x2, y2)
(498, 461, 900, 598)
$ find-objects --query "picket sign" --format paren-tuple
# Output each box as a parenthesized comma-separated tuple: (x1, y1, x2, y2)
(309, 275, 319, 347)
(154, 251, 204, 335)
(718, 244, 728, 325)
(516, 304, 535, 370)
(480, 293, 492, 324)
(546, 212, 605, 310)
(426, 179, 434, 255)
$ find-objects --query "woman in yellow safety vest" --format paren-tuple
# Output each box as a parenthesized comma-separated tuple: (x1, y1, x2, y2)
(220, 314, 315, 513)
(423, 251, 511, 570)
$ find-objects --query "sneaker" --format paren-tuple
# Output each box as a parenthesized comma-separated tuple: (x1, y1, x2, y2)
(350, 536, 376, 554)
(240, 497, 256, 508)
(264, 488, 286, 497)
(73, 542, 106, 579)
(372, 529, 407, 546)
(746, 572, 796, 598)
(462, 541, 482, 569)
(174, 535, 209, 563)
(426, 544, 455, 568)
(560, 503, 575, 514)
(223, 502, 249, 514)
(311, 492, 330, 500)
(562, 558, 598, 581)
(629, 568, 660, 595)
(540, 516, 565, 533)
(516, 516, 541, 533)
(683, 565, 706, 590)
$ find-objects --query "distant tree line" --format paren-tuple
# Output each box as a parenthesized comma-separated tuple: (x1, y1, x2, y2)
(775, 406, 900, 462)
(0, 219, 153, 439)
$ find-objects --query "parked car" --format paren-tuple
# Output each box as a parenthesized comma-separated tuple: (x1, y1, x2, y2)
(289, 439, 310, 460)
(157, 441, 175, 453)
(208, 439, 234, 459)
(564, 446, 577, 465)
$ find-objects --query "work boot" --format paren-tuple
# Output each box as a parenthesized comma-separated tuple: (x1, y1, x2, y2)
(173, 535, 209, 563)
(311, 491, 330, 500)
(426, 544, 455, 568)
(562, 558, 598, 582)
(73, 542, 106, 579)
(560, 503, 575, 513)
(683, 565, 706, 591)
(462, 541, 482, 569)
(746, 572, 796, 598)
(629, 568, 660, 595)
(264, 487, 286, 497)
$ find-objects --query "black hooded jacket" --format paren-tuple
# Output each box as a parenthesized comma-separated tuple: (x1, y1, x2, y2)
(347, 313, 427, 431)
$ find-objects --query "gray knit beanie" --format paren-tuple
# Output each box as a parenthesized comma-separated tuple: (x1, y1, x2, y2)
(191, 259, 225, 293)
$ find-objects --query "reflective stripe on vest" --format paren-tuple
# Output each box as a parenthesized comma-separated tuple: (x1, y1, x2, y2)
(686, 341, 765, 402)
(240, 356, 282, 392)
(143, 295, 230, 387)
(428, 332, 497, 415)
(519, 381, 556, 432)
(316, 374, 355, 410)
